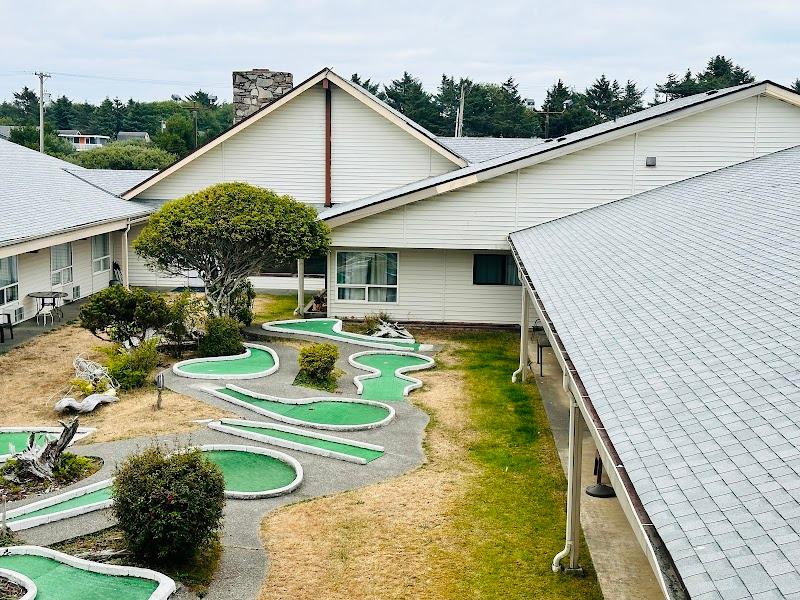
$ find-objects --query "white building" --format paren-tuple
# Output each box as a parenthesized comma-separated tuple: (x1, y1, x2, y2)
(58, 130, 111, 151)
(120, 69, 800, 325)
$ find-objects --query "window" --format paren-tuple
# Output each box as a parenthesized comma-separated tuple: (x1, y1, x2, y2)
(51, 243, 73, 286)
(336, 251, 398, 303)
(473, 254, 520, 286)
(0, 256, 19, 306)
(92, 234, 111, 273)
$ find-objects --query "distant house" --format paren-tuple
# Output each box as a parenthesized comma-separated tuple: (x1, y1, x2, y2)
(117, 131, 151, 143)
(57, 130, 110, 151)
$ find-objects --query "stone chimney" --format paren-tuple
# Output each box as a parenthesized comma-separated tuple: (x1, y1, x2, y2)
(232, 69, 293, 124)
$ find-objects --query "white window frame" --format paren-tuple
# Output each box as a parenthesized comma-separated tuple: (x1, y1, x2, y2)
(51, 242, 74, 287)
(0, 256, 19, 307)
(335, 250, 399, 304)
(92, 233, 112, 274)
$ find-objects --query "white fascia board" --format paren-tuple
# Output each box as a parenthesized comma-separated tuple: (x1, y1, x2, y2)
(0, 219, 134, 260)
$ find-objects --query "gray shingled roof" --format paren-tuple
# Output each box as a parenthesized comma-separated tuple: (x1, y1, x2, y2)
(436, 136, 543, 163)
(0, 139, 155, 247)
(320, 81, 775, 222)
(64, 167, 157, 195)
(510, 145, 800, 600)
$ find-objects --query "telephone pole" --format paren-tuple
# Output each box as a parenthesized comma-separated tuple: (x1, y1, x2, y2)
(454, 83, 466, 137)
(35, 71, 51, 153)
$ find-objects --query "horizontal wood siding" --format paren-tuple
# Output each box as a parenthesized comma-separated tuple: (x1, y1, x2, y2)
(330, 86, 456, 203)
(138, 86, 325, 203)
(327, 248, 524, 324)
(127, 224, 194, 288)
(331, 94, 800, 250)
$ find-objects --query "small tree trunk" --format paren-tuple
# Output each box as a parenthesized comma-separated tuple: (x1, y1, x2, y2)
(13, 419, 80, 481)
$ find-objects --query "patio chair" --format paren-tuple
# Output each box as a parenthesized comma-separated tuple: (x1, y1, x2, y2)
(0, 313, 12, 343)
(37, 304, 55, 326)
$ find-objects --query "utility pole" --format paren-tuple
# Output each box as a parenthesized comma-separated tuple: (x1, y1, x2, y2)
(454, 83, 466, 137)
(35, 71, 51, 153)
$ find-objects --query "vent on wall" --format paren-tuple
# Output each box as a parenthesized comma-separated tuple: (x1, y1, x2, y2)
(645, 156, 657, 167)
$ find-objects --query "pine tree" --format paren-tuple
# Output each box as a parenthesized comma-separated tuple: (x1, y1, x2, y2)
(13, 86, 39, 124)
(383, 72, 442, 133)
(793, 79, 800, 94)
(618, 80, 645, 116)
(350, 74, 384, 99)
(656, 56, 755, 101)
(49, 96, 74, 129)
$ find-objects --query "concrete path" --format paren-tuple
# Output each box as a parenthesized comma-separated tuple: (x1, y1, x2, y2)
(0, 298, 87, 354)
(535, 347, 664, 600)
(10, 335, 431, 600)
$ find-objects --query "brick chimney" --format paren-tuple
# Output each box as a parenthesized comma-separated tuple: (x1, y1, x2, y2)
(232, 69, 293, 124)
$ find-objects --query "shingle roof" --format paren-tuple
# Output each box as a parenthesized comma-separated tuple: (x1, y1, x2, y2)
(0, 139, 154, 247)
(320, 81, 783, 223)
(436, 136, 543, 163)
(64, 167, 157, 195)
(509, 145, 800, 600)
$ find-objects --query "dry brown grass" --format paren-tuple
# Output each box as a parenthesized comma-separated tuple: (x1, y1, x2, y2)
(0, 325, 229, 444)
(258, 337, 479, 600)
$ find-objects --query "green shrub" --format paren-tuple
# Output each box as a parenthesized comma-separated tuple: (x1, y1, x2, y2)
(80, 286, 170, 347)
(364, 311, 391, 335)
(112, 446, 225, 563)
(298, 343, 339, 381)
(103, 339, 160, 390)
(198, 317, 244, 357)
(53, 453, 96, 484)
(163, 291, 206, 356)
(230, 281, 256, 326)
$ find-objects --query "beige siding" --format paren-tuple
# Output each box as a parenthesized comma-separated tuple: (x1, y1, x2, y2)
(331, 86, 457, 203)
(327, 248, 524, 324)
(331, 94, 800, 250)
(139, 86, 326, 203)
(127, 224, 197, 288)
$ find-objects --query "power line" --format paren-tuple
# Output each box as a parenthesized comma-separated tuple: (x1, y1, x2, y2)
(0, 69, 227, 89)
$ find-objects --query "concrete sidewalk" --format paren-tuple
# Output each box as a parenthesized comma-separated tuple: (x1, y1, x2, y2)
(534, 347, 663, 600)
(0, 298, 87, 355)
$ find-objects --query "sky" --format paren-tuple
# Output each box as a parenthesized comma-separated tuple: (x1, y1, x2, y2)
(1, 0, 799, 105)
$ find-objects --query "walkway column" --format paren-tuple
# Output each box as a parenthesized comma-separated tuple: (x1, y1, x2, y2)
(121, 226, 130, 288)
(296, 258, 305, 317)
(553, 396, 585, 573)
(512, 283, 531, 382)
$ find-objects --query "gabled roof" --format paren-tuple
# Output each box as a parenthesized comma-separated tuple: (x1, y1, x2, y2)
(436, 136, 543, 163)
(510, 145, 800, 600)
(320, 80, 800, 226)
(0, 139, 154, 248)
(122, 67, 469, 200)
(64, 167, 157, 195)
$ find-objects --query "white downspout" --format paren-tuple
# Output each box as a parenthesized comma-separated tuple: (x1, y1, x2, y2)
(295, 258, 305, 317)
(121, 223, 131, 288)
(553, 395, 584, 573)
(512, 281, 531, 382)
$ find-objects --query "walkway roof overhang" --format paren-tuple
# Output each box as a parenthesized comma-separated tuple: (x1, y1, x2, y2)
(509, 145, 800, 600)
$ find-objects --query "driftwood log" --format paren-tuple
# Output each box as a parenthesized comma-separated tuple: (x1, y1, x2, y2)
(11, 419, 80, 481)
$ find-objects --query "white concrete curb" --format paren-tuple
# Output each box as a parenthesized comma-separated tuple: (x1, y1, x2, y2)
(0, 568, 36, 600)
(189, 444, 303, 499)
(172, 343, 279, 380)
(348, 350, 436, 397)
(208, 418, 384, 465)
(0, 546, 176, 599)
(4, 478, 114, 532)
(0, 426, 96, 463)
(262, 318, 433, 351)
(204, 384, 396, 431)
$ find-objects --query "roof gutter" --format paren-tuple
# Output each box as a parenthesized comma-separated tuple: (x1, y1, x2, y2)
(509, 238, 689, 600)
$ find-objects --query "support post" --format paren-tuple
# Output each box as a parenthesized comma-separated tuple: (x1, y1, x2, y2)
(512, 283, 531, 382)
(323, 78, 332, 208)
(296, 258, 305, 317)
(121, 226, 130, 288)
(553, 396, 585, 573)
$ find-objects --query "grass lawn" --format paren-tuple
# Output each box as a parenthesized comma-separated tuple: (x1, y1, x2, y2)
(259, 328, 603, 599)
(252, 293, 313, 323)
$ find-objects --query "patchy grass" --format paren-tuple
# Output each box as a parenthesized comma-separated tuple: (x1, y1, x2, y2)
(292, 368, 342, 393)
(258, 329, 602, 600)
(0, 577, 25, 600)
(0, 453, 102, 502)
(53, 527, 222, 597)
(0, 325, 229, 443)
(252, 293, 312, 324)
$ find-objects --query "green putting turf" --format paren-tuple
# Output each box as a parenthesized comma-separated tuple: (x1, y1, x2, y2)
(176, 347, 275, 376)
(0, 431, 54, 455)
(201, 449, 297, 493)
(270, 319, 420, 350)
(7, 486, 112, 524)
(222, 423, 383, 462)
(216, 388, 391, 426)
(352, 354, 432, 401)
(0, 554, 159, 600)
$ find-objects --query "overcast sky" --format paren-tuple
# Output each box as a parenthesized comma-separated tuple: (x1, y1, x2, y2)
(2, 0, 799, 105)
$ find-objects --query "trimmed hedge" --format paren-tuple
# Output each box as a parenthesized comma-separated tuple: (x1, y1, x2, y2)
(199, 316, 244, 357)
(298, 343, 339, 381)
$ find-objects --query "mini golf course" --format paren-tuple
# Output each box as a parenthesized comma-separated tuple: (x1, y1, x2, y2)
(349, 351, 436, 401)
(263, 318, 428, 350)
(209, 419, 384, 464)
(209, 384, 395, 430)
(0, 547, 174, 600)
(0, 427, 94, 462)
(172, 343, 278, 379)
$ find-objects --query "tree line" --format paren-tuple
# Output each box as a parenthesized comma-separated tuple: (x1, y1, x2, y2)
(1, 55, 798, 168)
